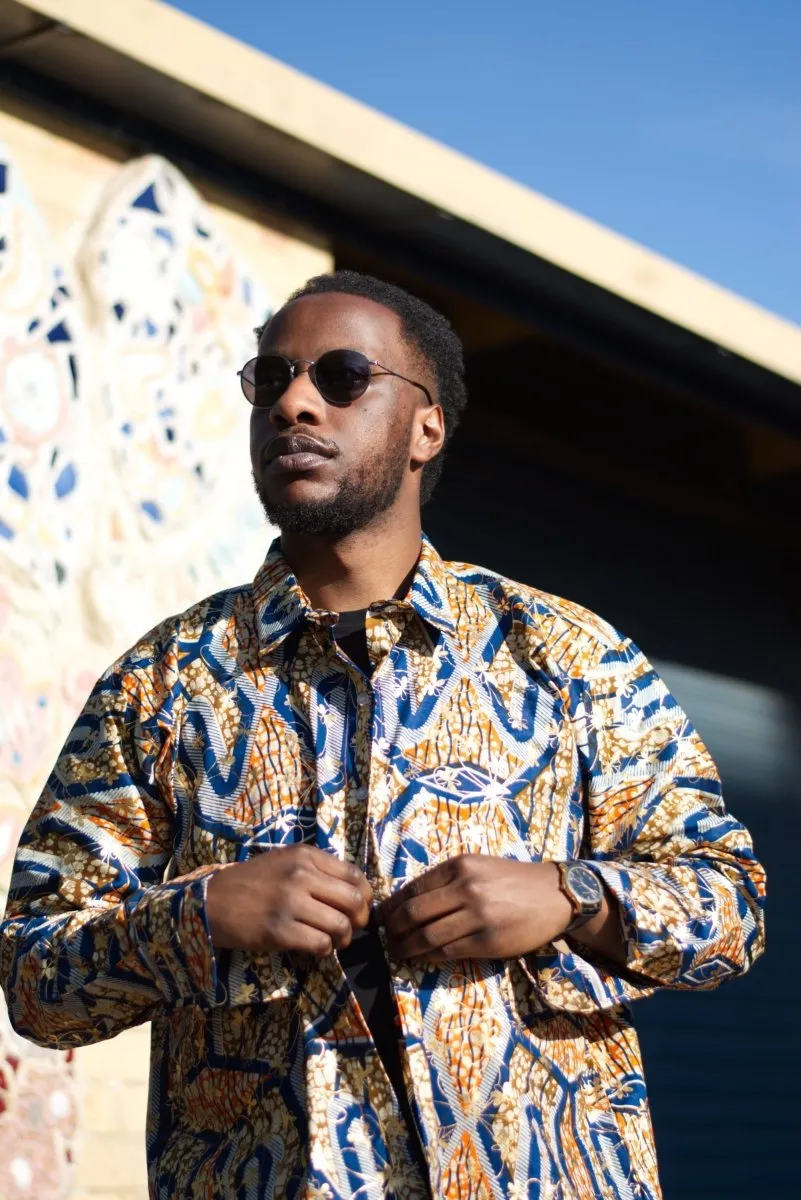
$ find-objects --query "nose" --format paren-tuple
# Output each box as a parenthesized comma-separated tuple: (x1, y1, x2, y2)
(268, 365, 324, 429)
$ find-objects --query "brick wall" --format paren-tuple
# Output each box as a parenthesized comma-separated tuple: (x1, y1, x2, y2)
(73, 1028, 151, 1200)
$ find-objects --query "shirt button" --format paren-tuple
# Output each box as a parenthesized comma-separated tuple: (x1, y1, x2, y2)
(356, 693, 371, 708)
(356, 786, 369, 801)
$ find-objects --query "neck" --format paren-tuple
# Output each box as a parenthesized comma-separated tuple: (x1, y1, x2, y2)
(279, 509, 423, 613)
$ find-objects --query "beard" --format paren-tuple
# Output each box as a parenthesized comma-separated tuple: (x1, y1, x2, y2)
(253, 433, 410, 538)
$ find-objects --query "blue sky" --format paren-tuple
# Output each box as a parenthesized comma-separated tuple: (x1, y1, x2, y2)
(171, 0, 800, 324)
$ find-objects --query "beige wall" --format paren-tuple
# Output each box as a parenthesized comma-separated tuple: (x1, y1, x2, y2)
(0, 99, 331, 1200)
(0, 98, 330, 313)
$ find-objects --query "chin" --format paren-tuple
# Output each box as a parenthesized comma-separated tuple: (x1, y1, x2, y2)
(254, 476, 338, 536)
(263, 474, 336, 507)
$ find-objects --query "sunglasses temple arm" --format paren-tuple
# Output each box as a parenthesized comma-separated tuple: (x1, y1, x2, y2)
(385, 367, 434, 406)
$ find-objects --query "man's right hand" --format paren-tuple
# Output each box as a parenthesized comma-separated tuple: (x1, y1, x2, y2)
(205, 845, 373, 956)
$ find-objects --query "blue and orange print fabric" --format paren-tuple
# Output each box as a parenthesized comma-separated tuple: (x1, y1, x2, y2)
(0, 536, 765, 1199)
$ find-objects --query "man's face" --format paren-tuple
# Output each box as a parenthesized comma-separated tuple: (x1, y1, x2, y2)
(249, 293, 441, 538)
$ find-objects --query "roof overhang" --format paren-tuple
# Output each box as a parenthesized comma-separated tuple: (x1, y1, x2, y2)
(1, 0, 799, 427)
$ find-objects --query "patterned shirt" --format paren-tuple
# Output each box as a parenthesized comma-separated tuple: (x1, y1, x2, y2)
(0, 537, 765, 1199)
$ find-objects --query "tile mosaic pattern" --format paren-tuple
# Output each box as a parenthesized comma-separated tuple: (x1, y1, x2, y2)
(1, 144, 273, 1200)
(0, 139, 84, 592)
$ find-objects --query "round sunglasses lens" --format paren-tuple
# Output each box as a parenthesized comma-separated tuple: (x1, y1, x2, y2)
(241, 356, 291, 407)
(314, 350, 371, 405)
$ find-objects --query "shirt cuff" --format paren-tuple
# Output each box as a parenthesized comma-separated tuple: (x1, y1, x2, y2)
(125, 865, 222, 1006)
(126, 865, 297, 1009)
(519, 858, 667, 1014)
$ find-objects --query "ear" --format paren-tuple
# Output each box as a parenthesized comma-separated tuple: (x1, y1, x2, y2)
(410, 403, 445, 468)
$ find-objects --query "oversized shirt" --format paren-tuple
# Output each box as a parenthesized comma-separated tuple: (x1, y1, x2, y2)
(0, 537, 766, 1200)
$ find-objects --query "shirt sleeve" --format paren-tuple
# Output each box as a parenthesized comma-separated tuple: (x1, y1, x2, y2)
(0, 624, 292, 1050)
(527, 632, 766, 1015)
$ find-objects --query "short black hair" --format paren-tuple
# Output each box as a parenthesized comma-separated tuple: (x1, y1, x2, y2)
(257, 269, 467, 504)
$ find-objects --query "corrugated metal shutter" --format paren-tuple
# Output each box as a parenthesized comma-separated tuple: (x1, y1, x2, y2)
(634, 662, 797, 1199)
(426, 447, 797, 1197)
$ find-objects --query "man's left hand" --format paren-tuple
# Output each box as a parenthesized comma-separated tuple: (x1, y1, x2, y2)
(379, 854, 574, 962)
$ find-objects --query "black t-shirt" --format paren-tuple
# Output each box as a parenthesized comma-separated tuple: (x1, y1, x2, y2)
(332, 610, 429, 1184)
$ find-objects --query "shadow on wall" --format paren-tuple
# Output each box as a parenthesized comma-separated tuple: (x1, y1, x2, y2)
(0, 144, 272, 1200)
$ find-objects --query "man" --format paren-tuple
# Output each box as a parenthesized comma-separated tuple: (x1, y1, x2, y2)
(1, 271, 765, 1200)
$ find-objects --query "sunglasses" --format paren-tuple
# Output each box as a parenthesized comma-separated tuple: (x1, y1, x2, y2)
(238, 349, 433, 409)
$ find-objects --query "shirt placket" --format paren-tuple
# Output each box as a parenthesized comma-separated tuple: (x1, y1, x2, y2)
(363, 609, 443, 1189)
(359, 607, 409, 892)
(347, 681, 374, 870)
(324, 605, 410, 881)
(316, 616, 436, 1187)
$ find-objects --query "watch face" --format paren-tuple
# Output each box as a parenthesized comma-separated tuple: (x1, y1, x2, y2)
(567, 864, 602, 906)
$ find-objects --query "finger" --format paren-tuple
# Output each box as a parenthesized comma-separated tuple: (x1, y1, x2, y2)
(280, 919, 335, 957)
(380, 858, 464, 918)
(353, 873, 374, 911)
(388, 910, 483, 961)
(422, 930, 495, 963)
(292, 895, 354, 950)
(314, 855, 373, 922)
(301, 846, 368, 887)
(296, 848, 373, 917)
(382, 884, 462, 938)
(307, 872, 371, 926)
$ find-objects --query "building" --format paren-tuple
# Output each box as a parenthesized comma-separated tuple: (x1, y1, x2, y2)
(0, 1, 798, 1197)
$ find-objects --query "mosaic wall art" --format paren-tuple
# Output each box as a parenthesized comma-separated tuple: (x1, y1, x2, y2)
(0, 139, 86, 594)
(77, 155, 268, 532)
(74, 154, 272, 644)
(1, 143, 276, 1199)
(0, 586, 62, 796)
(0, 140, 81, 1200)
(0, 999, 77, 1200)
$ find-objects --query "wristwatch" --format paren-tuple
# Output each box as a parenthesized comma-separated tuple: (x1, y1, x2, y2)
(556, 862, 603, 935)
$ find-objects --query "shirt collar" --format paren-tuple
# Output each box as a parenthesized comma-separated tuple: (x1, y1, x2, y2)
(252, 533, 457, 654)
(402, 533, 458, 637)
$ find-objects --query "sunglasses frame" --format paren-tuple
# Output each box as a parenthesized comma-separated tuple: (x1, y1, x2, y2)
(238, 349, 433, 409)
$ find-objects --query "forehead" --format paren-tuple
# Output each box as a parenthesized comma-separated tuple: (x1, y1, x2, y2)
(259, 292, 405, 359)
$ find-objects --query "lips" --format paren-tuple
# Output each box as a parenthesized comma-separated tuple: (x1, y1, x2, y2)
(266, 434, 336, 474)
